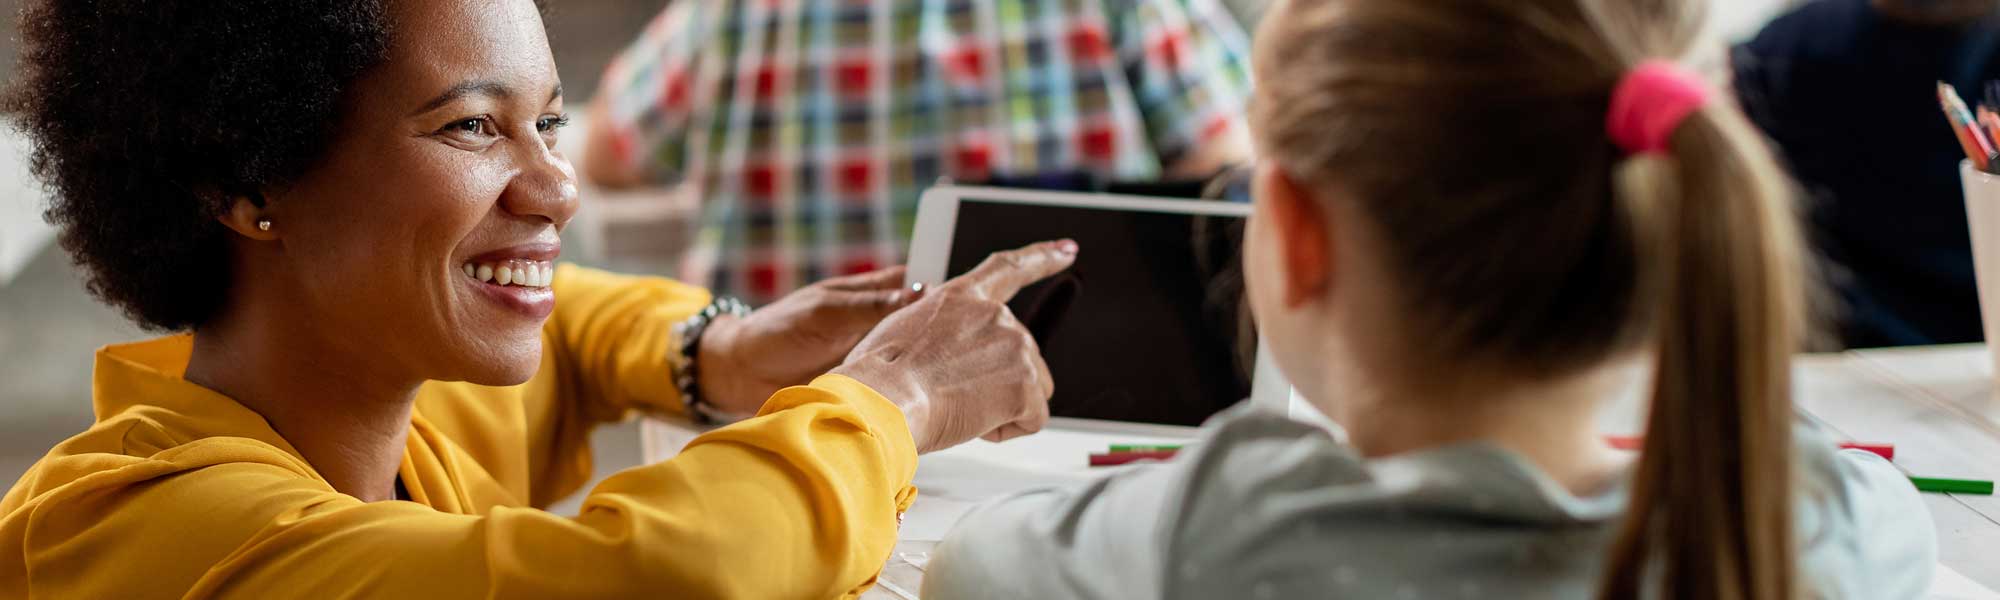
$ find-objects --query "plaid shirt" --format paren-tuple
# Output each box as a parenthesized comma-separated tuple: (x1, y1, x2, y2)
(596, 0, 1254, 304)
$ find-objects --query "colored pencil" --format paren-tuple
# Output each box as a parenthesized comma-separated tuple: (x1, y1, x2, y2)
(1940, 82, 1996, 172)
(1910, 476, 1994, 495)
(1945, 82, 1996, 152)
(1108, 444, 1185, 453)
(1601, 435, 1892, 460)
(1982, 107, 2000, 147)
(1835, 441, 1895, 460)
(1088, 450, 1178, 466)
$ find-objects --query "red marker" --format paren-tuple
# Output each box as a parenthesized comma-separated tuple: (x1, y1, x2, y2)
(1603, 435, 1892, 460)
(1088, 450, 1178, 466)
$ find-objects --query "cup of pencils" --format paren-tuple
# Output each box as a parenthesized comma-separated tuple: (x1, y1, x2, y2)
(1943, 82, 2000, 378)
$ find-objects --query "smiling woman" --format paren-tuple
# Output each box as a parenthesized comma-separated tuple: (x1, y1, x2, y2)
(0, 0, 1078, 597)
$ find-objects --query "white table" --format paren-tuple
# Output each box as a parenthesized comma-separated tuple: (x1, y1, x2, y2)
(1818, 346, 2000, 598)
(643, 347, 2000, 598)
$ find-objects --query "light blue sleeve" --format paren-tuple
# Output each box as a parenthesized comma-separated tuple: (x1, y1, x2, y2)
(1828, 449, 1936, 599)
(922, 405, 1368, 599)
(920, 461, 1183, 599)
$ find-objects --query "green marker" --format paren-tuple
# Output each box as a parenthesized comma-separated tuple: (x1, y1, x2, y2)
(1910, 476, 1995, 495)
(1109, 444, 1184, 453)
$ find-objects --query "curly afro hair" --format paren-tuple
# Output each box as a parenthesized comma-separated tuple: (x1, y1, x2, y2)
(3, 1, 393, 330)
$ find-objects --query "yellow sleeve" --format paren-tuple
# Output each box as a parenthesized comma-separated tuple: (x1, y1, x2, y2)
(7, 376, 918, 599)
(542, 262, 712, 421)
(415, 263, 709, 506)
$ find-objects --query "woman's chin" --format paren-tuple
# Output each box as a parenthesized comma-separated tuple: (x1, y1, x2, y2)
(450, 340, 545, 386)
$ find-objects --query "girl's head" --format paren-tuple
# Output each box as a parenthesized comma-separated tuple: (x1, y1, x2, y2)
(1240, 0, 1806, 598)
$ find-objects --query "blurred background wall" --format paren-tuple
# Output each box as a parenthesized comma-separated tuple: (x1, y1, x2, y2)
(0, 0, 1801, 509)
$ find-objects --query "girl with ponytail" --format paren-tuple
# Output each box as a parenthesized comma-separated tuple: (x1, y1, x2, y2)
(923, 0, 1936, 597)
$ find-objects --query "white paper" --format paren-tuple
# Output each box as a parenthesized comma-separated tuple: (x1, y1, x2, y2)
(1933, 563, 2000, 600)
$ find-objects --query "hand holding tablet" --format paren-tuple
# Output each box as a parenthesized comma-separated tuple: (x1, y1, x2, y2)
(832, 240, 1080, 453)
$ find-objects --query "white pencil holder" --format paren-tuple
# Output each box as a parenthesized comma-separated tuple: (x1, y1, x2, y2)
(1962, 160, 2000, 378)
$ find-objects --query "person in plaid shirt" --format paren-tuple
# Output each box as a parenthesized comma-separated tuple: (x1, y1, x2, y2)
(584, 0, 1255, 305)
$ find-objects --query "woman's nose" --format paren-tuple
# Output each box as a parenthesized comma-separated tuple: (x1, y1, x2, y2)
(499, 137, 580, 229)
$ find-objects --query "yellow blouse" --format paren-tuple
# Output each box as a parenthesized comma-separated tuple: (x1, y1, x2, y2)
(0, 265, 919, 599)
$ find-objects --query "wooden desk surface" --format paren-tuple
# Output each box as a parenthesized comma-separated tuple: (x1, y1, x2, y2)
(641, 347, 2000, 597)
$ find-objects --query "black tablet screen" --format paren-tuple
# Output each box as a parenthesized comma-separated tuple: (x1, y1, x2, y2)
(944, 199, 1256, 427)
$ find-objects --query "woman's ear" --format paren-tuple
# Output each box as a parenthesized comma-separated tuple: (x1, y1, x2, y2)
(1255, 164, 1333, 307)
(217, 193, 279, 241)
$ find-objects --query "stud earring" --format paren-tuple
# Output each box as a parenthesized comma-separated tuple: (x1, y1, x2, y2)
(256, 219, 272, 231)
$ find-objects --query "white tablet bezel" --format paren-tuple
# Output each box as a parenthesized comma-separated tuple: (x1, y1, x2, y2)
(906, 185, 1292, 437)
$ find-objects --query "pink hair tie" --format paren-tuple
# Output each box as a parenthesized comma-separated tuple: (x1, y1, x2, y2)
(1605, 60, 1712, 156)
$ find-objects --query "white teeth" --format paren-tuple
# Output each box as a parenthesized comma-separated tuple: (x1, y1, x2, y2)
(461, 260, 555, 289)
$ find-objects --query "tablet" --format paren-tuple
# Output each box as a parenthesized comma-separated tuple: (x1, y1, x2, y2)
(907, 186, 1292, 436)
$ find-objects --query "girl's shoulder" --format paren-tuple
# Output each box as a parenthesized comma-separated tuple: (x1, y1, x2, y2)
(1164, 407, 1937, 598)
(1792, 422, 1937, 598)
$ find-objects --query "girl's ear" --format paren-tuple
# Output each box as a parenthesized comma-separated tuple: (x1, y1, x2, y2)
(1256, 164, 1333, 307)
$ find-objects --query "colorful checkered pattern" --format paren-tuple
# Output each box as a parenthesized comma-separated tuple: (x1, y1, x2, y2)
(597, 0, 1254, 304)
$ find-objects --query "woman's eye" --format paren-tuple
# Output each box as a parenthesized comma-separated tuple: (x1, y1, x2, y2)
(442, 118, 490, 137)
(537, 114, 571, 133)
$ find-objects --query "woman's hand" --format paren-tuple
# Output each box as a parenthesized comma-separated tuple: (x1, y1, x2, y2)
(696, 267, 920, 415)
(831, 240, 1079, 453)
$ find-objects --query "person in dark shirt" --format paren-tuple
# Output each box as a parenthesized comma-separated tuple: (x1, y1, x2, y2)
(1735, 0, 2000, 347)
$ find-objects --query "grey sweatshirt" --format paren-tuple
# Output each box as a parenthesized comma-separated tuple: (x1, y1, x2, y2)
(923, 403, 1936, 599)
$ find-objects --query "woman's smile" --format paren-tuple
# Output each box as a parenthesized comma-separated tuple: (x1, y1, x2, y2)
(458, 239, 560, 320)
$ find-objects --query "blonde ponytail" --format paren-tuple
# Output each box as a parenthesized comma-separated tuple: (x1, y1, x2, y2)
(1599, 107, 1804, 599)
